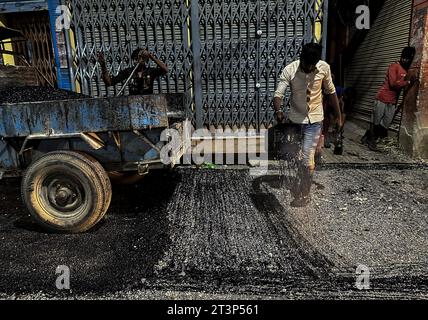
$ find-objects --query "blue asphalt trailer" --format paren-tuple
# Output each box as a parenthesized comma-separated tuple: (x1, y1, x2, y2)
(0, 93, 171, 169)
(0, 92, 187, 233)
(0, 94, 169, 138)
(0, 93, 183, 175)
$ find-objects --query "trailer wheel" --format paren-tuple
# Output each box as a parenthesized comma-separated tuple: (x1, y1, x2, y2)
(73, 151, 112, 223)
(21, 151, 110, 233)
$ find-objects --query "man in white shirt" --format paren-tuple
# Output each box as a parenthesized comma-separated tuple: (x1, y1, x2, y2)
(273, 43, 343, 207)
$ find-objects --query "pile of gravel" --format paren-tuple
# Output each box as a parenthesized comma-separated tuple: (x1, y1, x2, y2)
(0, 86, 88, 104)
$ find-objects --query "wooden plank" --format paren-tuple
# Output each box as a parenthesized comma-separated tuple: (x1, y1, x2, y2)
(0, 65, 39, 89)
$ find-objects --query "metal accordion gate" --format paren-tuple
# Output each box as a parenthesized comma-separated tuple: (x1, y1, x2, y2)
(69, 0, 328, 130)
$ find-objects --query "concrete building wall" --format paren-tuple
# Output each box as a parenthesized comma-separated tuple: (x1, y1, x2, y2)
(401, 0, 428, 159)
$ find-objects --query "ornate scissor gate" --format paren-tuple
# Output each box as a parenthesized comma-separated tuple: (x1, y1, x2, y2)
(69, 0, 328, 130)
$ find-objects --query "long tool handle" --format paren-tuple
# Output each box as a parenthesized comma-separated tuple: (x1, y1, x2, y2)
(116, 62, 141, 96)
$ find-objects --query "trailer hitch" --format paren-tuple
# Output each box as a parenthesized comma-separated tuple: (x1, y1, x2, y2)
(137, 163, 149, 176)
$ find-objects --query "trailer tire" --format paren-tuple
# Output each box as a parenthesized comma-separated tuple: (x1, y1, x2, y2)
(21, 151, 109, 233)
(73, 151, 112, 223)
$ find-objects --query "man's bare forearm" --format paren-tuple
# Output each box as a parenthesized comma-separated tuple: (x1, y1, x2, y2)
(273, 97, 282, 112)
(100, 64, 112, 86)
(150, 54, 168, 74)
(273, 96, 285, 122)
(101, 72, 112, 86)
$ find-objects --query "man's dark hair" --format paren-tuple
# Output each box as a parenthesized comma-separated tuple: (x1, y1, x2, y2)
(401, 46, 416, 59)
(300, 43, 323, 65)
(131, 48, 142, 60)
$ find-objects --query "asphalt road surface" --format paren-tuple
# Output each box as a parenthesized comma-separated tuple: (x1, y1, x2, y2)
(0, 166, 427, 300)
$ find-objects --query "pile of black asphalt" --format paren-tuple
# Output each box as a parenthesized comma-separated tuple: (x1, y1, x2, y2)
(0, 86, 88, 104)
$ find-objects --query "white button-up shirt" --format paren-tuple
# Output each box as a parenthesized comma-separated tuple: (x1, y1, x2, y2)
(274, 60, 336, 124)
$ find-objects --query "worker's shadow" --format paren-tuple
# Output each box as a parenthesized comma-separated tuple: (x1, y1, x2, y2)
(249, 173, 337, 279)
(251, 174, 288, 190)
(250, 174, 293, 215)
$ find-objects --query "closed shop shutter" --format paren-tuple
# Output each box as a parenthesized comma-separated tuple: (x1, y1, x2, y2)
(70, 0, 193, 101)
(345, 0, 412, 129)
(70, 0, 327, 128)
(3, 11, 57, 87)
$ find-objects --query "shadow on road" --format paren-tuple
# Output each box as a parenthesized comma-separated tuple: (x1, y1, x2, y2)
(250, 175, 338, 280)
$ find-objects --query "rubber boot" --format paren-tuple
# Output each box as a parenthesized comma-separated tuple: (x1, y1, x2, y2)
(368, 125, 382, 151)
(379, 125, 388, 139)
(361, 129, 371, 145)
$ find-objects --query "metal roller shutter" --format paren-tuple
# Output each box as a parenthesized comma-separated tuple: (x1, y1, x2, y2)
(345, 0, 412, 128)
(70, 0, 193, 100)
(2, 11, 57, 86)
(198, 0, 310, 129)
(70, 0, 328, 129)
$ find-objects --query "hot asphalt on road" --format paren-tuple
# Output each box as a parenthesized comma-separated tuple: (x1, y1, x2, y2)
(0, 166, 427, 299)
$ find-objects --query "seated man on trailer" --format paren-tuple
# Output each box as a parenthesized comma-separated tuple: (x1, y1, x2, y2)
(98, 47, 168, 95)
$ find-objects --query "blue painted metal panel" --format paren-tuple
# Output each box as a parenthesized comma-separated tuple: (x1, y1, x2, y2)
(59, 68, 72, 90)
(47, 0, 72, 90)
(120, 130, 162, 162)
(0, 94, 174, 138)
(0, 102, 28, 137)
(0, 139, 19, 171)
(128, 95, 166, 128)
(0, 0, 47, 13)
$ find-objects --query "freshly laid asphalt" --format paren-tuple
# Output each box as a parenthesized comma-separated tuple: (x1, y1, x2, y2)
(0, 166, 427, 299)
